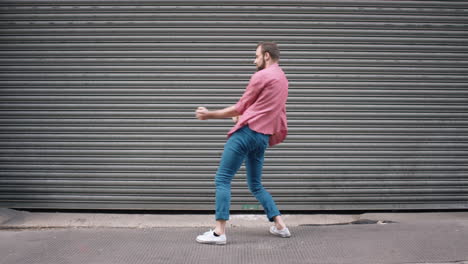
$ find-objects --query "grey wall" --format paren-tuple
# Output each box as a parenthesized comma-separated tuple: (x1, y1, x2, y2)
(1, 0, 467, 211)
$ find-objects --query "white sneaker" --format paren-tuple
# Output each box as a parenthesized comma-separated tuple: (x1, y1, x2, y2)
(196, 229, 227, 245)
(270, 226, 291, 238)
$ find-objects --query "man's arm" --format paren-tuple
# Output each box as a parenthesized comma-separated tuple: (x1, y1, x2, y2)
(196, 105, 239, 120)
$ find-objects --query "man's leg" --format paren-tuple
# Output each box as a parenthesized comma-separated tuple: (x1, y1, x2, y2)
(245, 141, 281, 222)
(214, 132, 247, 225)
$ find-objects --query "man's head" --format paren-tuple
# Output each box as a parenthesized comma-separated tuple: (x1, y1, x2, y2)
(254, 42, 280, 71)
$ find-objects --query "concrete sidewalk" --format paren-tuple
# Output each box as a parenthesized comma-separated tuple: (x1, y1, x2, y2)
(1, 209, 467, 264)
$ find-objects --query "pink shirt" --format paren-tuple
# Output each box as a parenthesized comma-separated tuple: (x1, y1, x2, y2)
(227, 63, 288, 147)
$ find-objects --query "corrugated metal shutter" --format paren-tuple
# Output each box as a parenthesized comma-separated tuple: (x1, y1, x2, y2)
(1, 0, 467, 211)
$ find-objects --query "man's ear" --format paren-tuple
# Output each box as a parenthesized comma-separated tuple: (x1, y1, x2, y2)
(264, 52, 271, 61)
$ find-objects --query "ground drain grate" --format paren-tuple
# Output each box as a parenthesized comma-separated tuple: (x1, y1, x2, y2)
(300, 219, 397, 226)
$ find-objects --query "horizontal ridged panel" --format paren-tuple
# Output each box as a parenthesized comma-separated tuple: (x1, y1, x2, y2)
(1, 0, 467, 211)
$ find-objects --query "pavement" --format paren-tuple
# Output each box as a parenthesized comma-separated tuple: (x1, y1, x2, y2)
(0, 209, 467, 264)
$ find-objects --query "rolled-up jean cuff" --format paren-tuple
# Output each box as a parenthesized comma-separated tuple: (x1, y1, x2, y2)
(268, 214, 280, 222)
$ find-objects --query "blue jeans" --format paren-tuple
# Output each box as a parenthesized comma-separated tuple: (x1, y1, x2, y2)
(215, 126, 281, 222)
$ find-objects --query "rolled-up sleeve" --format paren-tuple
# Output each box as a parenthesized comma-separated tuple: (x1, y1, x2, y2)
(234, 72, 265, 114)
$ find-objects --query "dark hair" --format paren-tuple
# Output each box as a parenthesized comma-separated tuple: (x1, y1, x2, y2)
(257, 42, 280, 61)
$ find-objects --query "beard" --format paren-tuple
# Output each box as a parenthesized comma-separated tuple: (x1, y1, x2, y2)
(256, 58, 266, 71)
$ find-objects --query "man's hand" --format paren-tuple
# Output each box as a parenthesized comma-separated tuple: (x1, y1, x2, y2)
(232, 116, 240, 123)
(195, 105, 239, 120)
(196, 107, 210, 120)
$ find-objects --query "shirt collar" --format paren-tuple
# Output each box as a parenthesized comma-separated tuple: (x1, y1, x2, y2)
(268, 63, 279, 69)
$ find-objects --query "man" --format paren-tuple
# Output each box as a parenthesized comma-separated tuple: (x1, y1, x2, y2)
(195, 42, 291, 245)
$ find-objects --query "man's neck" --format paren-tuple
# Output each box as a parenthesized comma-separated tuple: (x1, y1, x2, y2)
(264, 61, 278, 69)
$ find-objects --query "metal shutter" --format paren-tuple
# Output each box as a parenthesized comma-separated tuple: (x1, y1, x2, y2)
(1, 0, 467, 211)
